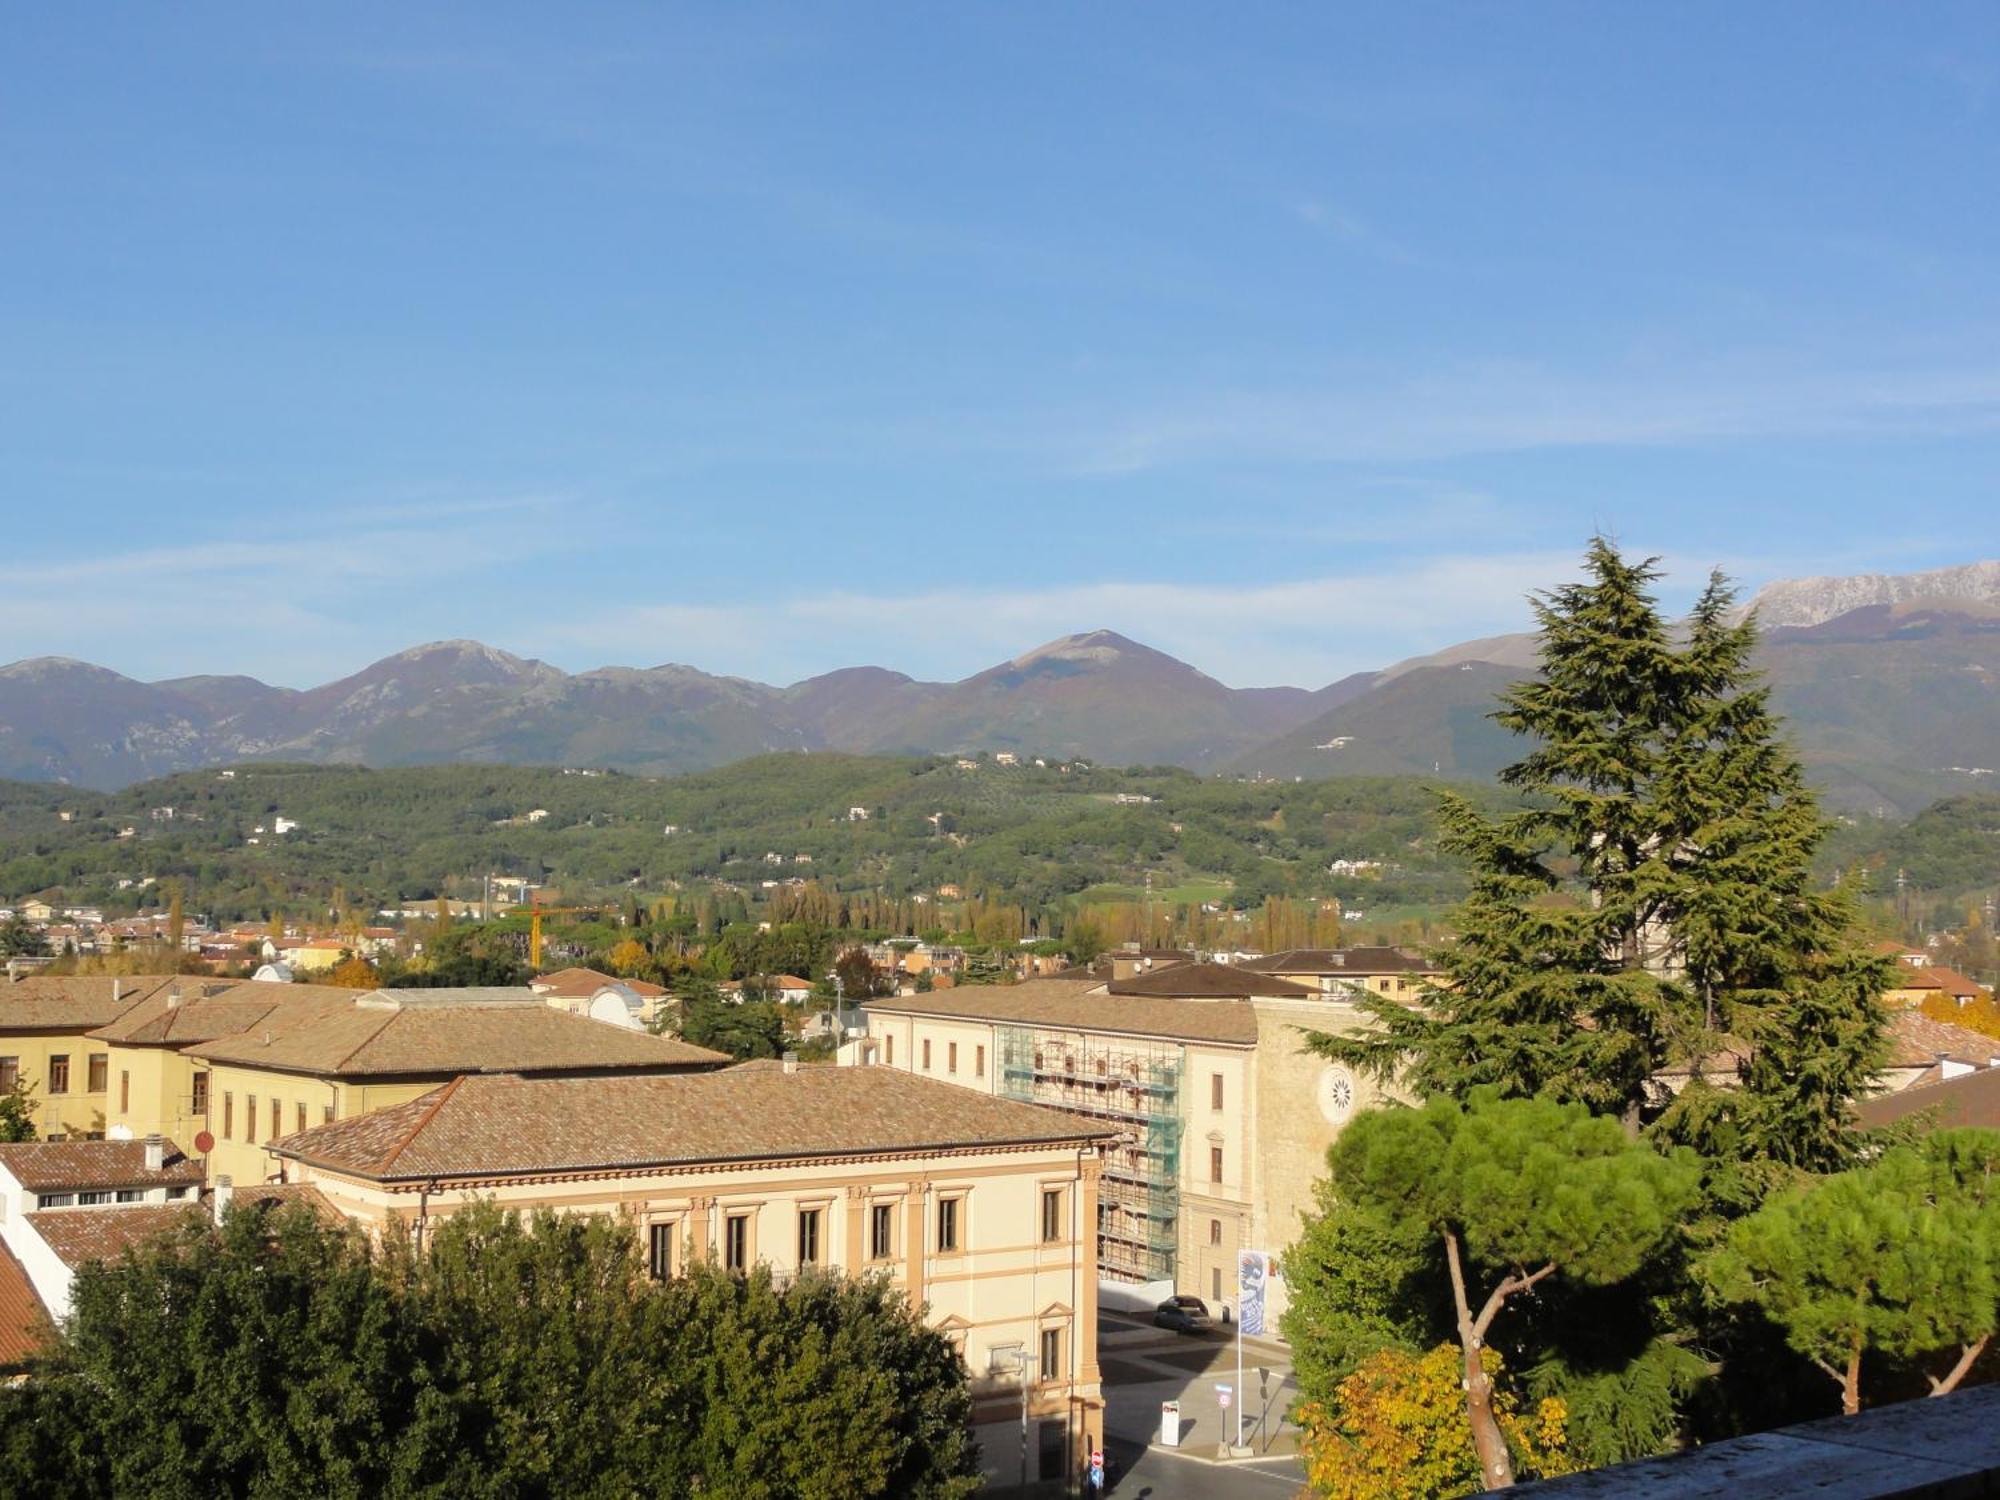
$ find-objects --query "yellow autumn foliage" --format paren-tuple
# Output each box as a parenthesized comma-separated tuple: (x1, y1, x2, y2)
(1298, 1343, 1577, 1500)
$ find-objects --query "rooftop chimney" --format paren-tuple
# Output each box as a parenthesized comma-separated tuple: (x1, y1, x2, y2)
(166, 986, 181, 1009)
(112, 977, 122, 1005)
(143, 1134, 165, 1172)
(212, 1175, 233, 1224)
(782, 1051, 799, 1075)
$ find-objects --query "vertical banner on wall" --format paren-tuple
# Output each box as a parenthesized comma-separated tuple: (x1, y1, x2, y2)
(1237, 1250, 1269, 1336)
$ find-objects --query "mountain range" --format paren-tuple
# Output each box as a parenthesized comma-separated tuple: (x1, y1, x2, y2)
(2, 561, 1994, 812)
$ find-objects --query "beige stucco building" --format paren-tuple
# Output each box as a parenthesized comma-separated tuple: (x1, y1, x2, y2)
(267, 1062, 1116, 1488)
(855, 958, 1412, 1324)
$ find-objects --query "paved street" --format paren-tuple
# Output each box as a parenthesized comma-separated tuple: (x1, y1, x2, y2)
(1094, 1310, 1306, 1499)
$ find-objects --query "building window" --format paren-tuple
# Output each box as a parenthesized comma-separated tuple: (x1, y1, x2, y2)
(1039, 1326, 1063, 1383)
(1210, 1146, 1224, 1184)
(78, 1190, 110, 1206)
(88, 1054, 108, 1094)
(191, 1072, 208, 1115)
(246, 1096, 256, 1140)
(296, 1102, 307, 1135)
(1210, 1218, 1222, 1246)
(166, 1185, 190, 1200)
(0, 1057, 15, 1091)
(922, 1039, 932, 1070)
(870, 1203, 894, 1260)
(797, 1207, 822, 1266)
(115, 1189, 142, 1203)
(1041, 1188, 1064, 1243)
(647, 1222, 674, 1282)
(723, 1213, 750, 1273)
(119, 1070, 130, 1113)
(947, 1042, 958, 1074)
(975, 1044, 985, 1076)
(936, 1196, 960, 1253)
(885, 1034, 894, 1066)
(1211, 1073, 1223, 1111)
(47, 1055, 69, 1095)
(323, 1104, 335, 1125)
(1213, 1266, 1222, 1301)
(36, 1193, 74, 1209)
(223, 1092, 234, 1139)
(269, 1098, 280, 1141)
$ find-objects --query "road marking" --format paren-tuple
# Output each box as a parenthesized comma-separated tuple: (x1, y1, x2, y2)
(1140, 1446, 1303, 1484)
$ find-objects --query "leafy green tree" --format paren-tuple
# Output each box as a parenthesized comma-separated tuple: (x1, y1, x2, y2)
(0, 1201, 409, 1499)
(1282, 1190, 1444, 1411)
(1326, 1092, 1699, 1489)
(0, 1075, 39, 1142)
(384, 1202, 683, 1495)
(0, 915, 47, 958)
(660, 1264, 978, 1499)
(0, 1199, 980, 1500)
(679, 994, 789, 1060)
(834, 945, 885, 999)
(1707, 1129, 2000, 1417)
(1310, 540, 1889, 1166)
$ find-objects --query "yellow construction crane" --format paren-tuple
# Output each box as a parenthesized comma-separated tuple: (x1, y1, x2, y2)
(508, 900, 611, 970)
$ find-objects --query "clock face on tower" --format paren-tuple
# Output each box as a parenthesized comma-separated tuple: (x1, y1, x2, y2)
(1317, 1064, 1357, 1126)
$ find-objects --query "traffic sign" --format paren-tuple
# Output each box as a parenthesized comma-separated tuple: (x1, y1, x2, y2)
(1217, 1382, 1233, 1410)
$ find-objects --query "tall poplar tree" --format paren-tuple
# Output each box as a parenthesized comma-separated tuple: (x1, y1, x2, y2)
(1309, 539, 1889, 1167)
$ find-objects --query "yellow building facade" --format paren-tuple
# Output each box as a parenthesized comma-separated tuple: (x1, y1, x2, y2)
(0, 976, 195, 1142)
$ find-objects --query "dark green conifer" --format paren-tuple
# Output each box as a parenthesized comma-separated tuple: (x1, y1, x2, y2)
(1310, 538, 1888, 1166)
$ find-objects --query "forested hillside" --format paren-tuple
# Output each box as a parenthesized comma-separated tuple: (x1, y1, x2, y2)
(0, 757, 1489, 933)
(2, 758, 1987, 950)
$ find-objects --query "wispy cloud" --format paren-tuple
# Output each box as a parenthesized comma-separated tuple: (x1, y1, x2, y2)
(1, 494, 588, 684)
(1078, 357, 2000, 473)
(1290, 198, 1433, 268)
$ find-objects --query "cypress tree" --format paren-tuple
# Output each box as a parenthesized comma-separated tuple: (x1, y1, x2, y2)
(1309, 538, 1889, 1166)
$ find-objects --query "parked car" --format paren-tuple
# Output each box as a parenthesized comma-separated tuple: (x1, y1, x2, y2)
(1153, 1295, 1214, 1334)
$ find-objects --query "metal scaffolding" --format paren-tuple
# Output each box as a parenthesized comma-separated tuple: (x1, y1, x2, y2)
(998, 1026, 1184, 1282)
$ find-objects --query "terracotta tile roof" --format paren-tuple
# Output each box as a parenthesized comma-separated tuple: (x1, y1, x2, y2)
(1884, 966, 1989, 998)
(29, 1203, 200, 1268)
(185, 994, 728, 1077)
(0, 1239, 49, 1369)
(0, 974, 180, 1032)
(1857, 1067, 2000, 1132)
(1920, 967, 1992, 1000)
(87, 980, 356, 1046)
(271, 1065, 1122, 1182)
(865, 979, 1261, 1045)
(533, 967, 666, 999)
(1238, 946, 1438, 976)
(228, 1181, 341, 1223)
(1106, 961, 1315, 1000)
(1885, 1011, 2000, 1070)
(28, 1185, 343, 1270)
(1652, 1036, 1754, 1079)
(0, 1138, 204, 1192)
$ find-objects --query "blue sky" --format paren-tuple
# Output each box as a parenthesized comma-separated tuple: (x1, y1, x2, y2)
(3, 4, 1997, 689)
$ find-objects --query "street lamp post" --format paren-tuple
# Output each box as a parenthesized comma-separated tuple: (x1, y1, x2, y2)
(1015, 1349, 1040, 1497)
